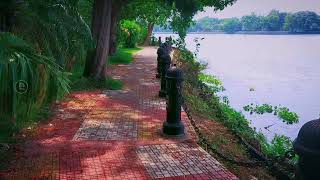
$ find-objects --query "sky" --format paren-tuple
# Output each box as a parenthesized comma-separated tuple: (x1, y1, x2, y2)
(194, 0, 320, 19)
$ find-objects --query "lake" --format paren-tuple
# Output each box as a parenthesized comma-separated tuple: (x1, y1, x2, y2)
(155, 33, 320, 140)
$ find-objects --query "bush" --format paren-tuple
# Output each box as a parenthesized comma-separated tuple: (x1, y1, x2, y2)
(119, 20, 141, 48)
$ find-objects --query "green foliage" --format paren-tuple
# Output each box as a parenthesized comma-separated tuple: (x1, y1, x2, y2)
(0, 32, 69, 113)
(243, 104, 299, 124)
(284, 11, 320, 32)
(77, 0, 93, 25)
(162, 0, 236, 37)
(155, 10, 320, 33)
(241, 13, 264, 31)
(119, 20, 142, 48)
(174, 47, 297, 166)
(259, 134, 293, 158)
(199, 73, 225, 93)
(263, 10, 286, 31)
(187, 17, 223, 32)
(0, 32, 69, 140)
(14, 0, 93, 67)
(243, 104, 273, 114)
(120, 0, 173, 45)
(277, 107, 299, 124)
(0, 0, 92, 142)
(123, 0, 171, 26)
(71, 77, 123, 91)
(109, 48, 142, 65)
(223, 18, 242, 33)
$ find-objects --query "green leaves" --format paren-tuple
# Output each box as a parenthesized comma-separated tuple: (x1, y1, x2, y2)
(15, 0, 93, 67)
(243, 104, 299, 124)
(277, 107, 299, 124)
(0, 32, 69, 122)
(223, 18, 242, 33)
(124, 0, 172, 26)
(119, 20, 142, 48)
(262, 134, 293, 158)
(284, 11, 320, 32)
(199, 73, 225, 93)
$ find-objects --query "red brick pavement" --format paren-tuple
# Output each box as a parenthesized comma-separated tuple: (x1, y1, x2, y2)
(2, 47, 238, 180)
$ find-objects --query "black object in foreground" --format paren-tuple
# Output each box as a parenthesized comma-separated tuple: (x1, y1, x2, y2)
(294, 118, 320, 180)
(163, 65, 185, 136)
(158, 53, 171, 97)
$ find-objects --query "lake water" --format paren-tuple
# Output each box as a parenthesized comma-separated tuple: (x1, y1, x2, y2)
(155, 33, 320, 140)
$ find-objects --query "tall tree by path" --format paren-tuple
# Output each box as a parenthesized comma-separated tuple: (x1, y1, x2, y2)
(84, 0, 112, 79)
(109, 2, 122, 55)
(84, 0, 236, 79)
(123, 0, 172, 46)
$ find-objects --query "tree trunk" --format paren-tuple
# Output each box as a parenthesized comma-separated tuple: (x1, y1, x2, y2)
(108, 3, 120, 55)
(83, 0, 113, 79)
(143, 23, 154, 46)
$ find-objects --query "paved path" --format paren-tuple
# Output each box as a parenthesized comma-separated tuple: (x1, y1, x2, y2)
(4, 47, 238, 179)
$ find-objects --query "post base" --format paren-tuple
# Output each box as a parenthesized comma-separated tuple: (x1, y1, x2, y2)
(159, 90, 166, 98)
(163, 121, 185, 136)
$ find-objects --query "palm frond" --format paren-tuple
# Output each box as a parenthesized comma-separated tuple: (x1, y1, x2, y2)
(0, 32, 69, 121)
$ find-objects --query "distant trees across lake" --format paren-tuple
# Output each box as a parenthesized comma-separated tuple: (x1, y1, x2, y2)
(154, 10, 320, 34)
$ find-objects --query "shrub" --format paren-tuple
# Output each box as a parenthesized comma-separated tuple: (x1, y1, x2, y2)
(119, 20, 141, 48)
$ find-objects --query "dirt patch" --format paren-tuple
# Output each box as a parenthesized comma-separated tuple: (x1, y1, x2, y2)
(193, 115, 275, 179)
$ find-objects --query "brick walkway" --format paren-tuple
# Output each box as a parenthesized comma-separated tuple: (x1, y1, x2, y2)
(3, 47, 238, 180)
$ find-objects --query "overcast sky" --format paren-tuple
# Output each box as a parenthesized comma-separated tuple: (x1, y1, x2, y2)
(194, 0, 320, 19)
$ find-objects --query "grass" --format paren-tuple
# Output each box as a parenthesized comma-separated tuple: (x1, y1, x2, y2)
(70, 77, 123, 91)
(109, 47, 141, 64)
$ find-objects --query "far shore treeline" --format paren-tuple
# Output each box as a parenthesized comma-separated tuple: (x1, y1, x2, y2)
(154, 10, 320, 34)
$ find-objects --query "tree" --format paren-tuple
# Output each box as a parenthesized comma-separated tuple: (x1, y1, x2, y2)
(83, 0, 112, 79)
(223, 18, 241, 33)
(122, 0, 172, 46)
(109, 2, 122, 54)
(84, 0, 236, 79)
(119, 20, 141, 48)
(241, 13, 264, 31)
(263, 10, 281, 31)
(284, 11, 320, 32)
(166, 0, 236, 38)
(191, 17, 222, 32)
(0, 0, 88, 123)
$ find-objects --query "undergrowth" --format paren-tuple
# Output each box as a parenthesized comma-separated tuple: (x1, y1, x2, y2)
(70, 77, 123, 91)
(173, 47, 296, 178)
(109, 48, 141, 64)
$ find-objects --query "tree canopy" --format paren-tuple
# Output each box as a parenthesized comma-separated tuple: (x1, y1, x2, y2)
(0, 0, 236, 125)
(155, 10, 320, 34)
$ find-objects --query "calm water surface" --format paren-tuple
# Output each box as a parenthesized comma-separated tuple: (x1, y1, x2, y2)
(155, 33, 320, 140)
